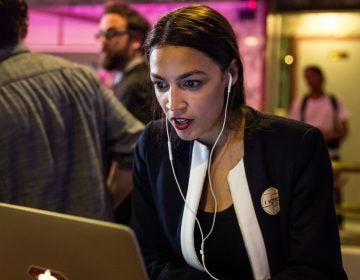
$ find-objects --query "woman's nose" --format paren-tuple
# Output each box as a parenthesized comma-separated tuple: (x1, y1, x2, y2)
(166, 88, 185, 111)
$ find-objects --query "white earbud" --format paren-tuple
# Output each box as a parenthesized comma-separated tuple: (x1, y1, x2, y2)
(227, 72, 232, 95)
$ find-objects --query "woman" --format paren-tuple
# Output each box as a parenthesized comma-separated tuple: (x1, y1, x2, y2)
(131, 5, 346, 280)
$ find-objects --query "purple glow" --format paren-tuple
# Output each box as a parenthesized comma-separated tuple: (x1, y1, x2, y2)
(30, 2, 251, 25)
(247, 0, 258, 10)
(27, 1, 266, 110)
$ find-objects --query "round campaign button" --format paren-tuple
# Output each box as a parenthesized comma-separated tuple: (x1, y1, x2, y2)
(261, 187, 280, 215)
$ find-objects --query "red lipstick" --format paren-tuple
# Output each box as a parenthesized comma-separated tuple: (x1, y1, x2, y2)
(171, 118, 193, 130)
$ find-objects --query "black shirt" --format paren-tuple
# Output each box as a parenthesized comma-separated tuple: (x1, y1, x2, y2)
(194, 205, 253, 279)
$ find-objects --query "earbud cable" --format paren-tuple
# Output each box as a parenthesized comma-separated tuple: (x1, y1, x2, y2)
(166, 83, 231, 280)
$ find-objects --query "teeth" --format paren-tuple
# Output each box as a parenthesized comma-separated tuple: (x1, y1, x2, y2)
(175, 119, 189, 124)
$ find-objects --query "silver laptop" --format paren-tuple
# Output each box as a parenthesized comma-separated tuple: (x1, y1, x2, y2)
(0, 202, 148, 280)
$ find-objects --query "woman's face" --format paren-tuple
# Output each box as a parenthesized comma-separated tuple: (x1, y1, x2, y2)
(149, 46, 229, 145)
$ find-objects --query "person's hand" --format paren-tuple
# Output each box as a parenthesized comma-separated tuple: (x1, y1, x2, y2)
(107, 162, 133, 209)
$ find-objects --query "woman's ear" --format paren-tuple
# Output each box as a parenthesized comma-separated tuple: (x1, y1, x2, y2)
(227, 59, 239, 86)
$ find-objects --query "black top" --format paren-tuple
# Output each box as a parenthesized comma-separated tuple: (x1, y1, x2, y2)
(194, 205, 253, 279)
(132, 108, 347, 279)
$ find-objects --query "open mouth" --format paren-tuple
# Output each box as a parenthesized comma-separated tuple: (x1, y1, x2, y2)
(172, 118, 193, 130)
(174, 118, 190, 124)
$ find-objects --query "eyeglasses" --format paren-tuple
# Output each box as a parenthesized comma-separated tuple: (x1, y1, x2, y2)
(95, 29, 128, 40)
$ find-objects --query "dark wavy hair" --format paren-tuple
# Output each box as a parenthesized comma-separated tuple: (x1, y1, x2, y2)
(104, 1, 150, 45)
(0, 0, 28, 48)
(143, 4, 245, 116)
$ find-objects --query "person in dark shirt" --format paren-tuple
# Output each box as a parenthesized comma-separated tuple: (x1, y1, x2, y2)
(0, 0, 143, 221)
(131, 4, 347, 279)
(97, 2, 157, 223)
(97, 1, 155, 124)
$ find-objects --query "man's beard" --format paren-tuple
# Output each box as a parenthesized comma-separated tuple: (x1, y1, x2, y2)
(101, 51, 127, 71)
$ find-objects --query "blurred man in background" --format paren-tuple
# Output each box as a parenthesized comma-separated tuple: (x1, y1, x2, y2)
(288, 65, 349, 157)
(97, 2, 156, 223)
(0, 0, 143, 221)
(288, 65, 350, 226)
(97, 1, 155, 124)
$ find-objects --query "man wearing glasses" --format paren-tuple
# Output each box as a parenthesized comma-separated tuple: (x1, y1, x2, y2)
(97, 2, 155, 124)
(97, 2, 155, 224)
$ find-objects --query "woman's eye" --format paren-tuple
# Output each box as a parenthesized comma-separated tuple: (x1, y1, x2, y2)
(183, 80, 201, 89)
(153, 81, 168, 91)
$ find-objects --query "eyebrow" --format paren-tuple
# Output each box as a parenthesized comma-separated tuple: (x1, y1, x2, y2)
(150, 70, 207, 80)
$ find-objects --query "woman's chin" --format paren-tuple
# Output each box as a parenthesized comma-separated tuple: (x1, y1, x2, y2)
(174, 131, 196, 142)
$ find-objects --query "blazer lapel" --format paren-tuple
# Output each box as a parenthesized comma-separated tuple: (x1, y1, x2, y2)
(180, 140, 208, 270)
(243, 111, 284, 276)
(229, 159, 271, 279)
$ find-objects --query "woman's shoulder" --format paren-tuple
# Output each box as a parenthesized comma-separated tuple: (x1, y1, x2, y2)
(139, 119, 187, 148)
(243, 107, 328, 163)
(139, 119, 167, 144)
(246, 106, 318, 130)
(244, 107, 323, 142)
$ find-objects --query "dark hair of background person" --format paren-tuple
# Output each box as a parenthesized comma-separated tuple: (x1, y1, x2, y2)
(143, 4, 246, 118)
(104, 1, 150, 46)
(0, 0, 28, 48)
(305, 65, 325, 83)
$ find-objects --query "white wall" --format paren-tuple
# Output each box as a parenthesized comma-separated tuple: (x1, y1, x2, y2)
(267, 11, 360, 220)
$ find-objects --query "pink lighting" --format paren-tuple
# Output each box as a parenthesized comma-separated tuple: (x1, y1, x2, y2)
(27, 1, 266, 110)
(247, 1, 257, 10)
